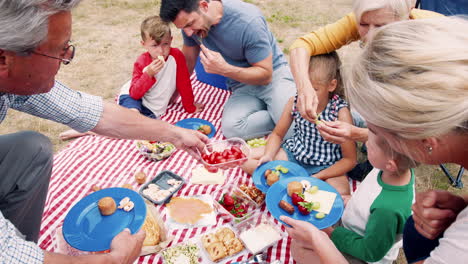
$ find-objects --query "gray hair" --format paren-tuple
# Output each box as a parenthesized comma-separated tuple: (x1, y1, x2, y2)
(0, 0, 82, 53)
(353, 0, 415, 23)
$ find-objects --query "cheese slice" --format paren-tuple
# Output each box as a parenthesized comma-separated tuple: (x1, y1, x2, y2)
(191, 166, 226, 185)
(303, 190, 337, 214)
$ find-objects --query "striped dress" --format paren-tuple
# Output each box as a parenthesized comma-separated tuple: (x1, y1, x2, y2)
(284, 94, 348, 166)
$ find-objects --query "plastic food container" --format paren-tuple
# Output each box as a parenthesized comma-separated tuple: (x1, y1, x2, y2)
(235, 212, 285, 255)
(138, 170, 185, 205)
(212, 184, 259, 223)
(161, 241, 203, 264)
(198, 137, 250, 170)
(135, 140, 176, 161)
(197, 225, 248, 264)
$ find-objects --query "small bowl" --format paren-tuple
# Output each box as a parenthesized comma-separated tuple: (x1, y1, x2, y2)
(197, 137, 250, 170)
(212, 184, 259, 223)
(235, 212, 285, 255)
(135, 141, 176, 161)
(139, 170, 185, 204)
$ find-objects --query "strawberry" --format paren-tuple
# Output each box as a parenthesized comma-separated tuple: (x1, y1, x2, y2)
(297, 202, 313, 215)
(223, 194, 235, 206)
(291, 192, 305, 206)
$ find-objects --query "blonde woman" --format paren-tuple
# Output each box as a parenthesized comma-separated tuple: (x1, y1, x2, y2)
(289, 0, 442, 123)
(283, 16, 468, 264)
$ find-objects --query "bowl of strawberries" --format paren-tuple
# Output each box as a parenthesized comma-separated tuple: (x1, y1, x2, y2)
(198, 137, 250, 170)
(213, 184, 259, 223)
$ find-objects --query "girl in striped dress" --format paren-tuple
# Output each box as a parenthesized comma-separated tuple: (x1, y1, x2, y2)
(242, 52, 356, 195)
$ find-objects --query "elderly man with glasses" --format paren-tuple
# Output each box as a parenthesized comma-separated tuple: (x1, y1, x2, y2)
(0, 1, 209, 263)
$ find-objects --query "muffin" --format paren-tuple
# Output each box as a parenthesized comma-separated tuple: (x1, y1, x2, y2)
(287, 181, 303, 196)
(98, 197, 116, 216)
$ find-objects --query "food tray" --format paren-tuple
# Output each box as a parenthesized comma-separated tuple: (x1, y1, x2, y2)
(212, 184, 259, 223)
(197, 224, 249, 264)
(238, 184, 266, 206)
(235, 212, 285, 255)
(135, 140, 176, 161)
(161, 240, 203, 264)
(139, 170, 185, 205)
(198, 137, 250, 170)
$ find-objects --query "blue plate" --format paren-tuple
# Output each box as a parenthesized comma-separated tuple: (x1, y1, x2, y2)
(175, 118, 216, 138)
(63, 187, 146, 251)
(253, 160, 309, 193)
(266, 177, 344, 229)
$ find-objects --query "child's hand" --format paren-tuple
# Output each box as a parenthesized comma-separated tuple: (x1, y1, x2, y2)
(194, 102, 204, 113)
(144, 59, 164, 77)
(257, 154, 273, 166)
(317, 120, 353, 144)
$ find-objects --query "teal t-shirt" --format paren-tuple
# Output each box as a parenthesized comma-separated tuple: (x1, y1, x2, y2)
(182, 0, 287, 88)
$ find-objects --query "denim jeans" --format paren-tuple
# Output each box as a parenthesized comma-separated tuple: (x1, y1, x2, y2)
(221, 65, 297, 139)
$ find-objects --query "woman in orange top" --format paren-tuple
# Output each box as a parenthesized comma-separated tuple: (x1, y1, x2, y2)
(289, 0, 442, 124)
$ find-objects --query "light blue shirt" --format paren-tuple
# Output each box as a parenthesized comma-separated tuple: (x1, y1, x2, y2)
(182, 0, 287, 88)
(0, 211, 43, 264)
(0, 81, 103, 132)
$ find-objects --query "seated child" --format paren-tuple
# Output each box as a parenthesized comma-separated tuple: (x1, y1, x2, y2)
(292, 128, 416, 264)
(242, 52, 356, 195)
(59, 15, 203, 140)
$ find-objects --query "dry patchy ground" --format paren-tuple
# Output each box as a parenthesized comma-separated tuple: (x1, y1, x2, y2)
(0, 0, 466, 263)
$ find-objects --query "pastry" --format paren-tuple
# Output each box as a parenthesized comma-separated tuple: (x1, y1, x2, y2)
(264, 169, 272, 179)
(215, 227, 235, 243)
(198, 125, 212, 135)
(287, 181, 303, 196)
(224, 237, 244, 255)
(98, 197, 116, 216)
(206, 242, 227, 262)
(201, 233, 219, 248)
(134, 171, 147, 184)
(266, 172, 279, 186)
(142, 210, 161, 246)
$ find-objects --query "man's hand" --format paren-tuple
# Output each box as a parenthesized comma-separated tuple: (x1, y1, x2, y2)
(170, 126, 209, 160)
(281, 215, 325, 249)
(412, 190, 467, 239)
(109, 228, 145, 264)
(194, 102, 205, 113)
(296, 79, 319, 122)
(199, 44, 229, 75)
(317, 121, 353, 144)
(144, 59, 164, 77)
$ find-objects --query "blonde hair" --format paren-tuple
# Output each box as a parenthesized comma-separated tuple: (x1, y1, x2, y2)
(376, 134, 416, 172)
(309, 51, 344, 98)
(353, 0, 415, 23)
(140, 15, 171, 43)
(345, 16, 468, 139)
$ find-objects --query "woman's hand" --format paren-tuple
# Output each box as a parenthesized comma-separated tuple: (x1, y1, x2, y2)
(412, 190, 467, 239)
(296, 82, 319, 122)
(281, 216, 348, 264)
(316, 121, 353, 144)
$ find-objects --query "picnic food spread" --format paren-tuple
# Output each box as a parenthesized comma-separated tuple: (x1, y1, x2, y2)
(161, 243, 199, 264)
(97, 197, 116, 215)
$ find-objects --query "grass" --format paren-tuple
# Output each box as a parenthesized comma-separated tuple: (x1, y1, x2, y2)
(1, 0, 466, 262)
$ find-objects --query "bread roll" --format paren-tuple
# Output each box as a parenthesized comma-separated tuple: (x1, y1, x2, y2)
(287, 181, 303, 196)
(98, 197, 116, 216)
(266, 172, 279, 186)
(142, 210, 161, 246)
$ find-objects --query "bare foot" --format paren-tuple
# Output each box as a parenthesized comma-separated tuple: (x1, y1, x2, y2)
(59, 129, 95, 141)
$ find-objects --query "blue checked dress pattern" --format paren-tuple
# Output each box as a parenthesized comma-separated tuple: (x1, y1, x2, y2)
(285, 94, 348, 166)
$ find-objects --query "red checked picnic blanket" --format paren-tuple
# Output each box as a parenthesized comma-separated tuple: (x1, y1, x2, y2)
(38, 76, 359, 263)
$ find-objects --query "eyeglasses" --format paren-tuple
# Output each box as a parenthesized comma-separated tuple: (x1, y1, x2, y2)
(32, 44, 75, 65)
